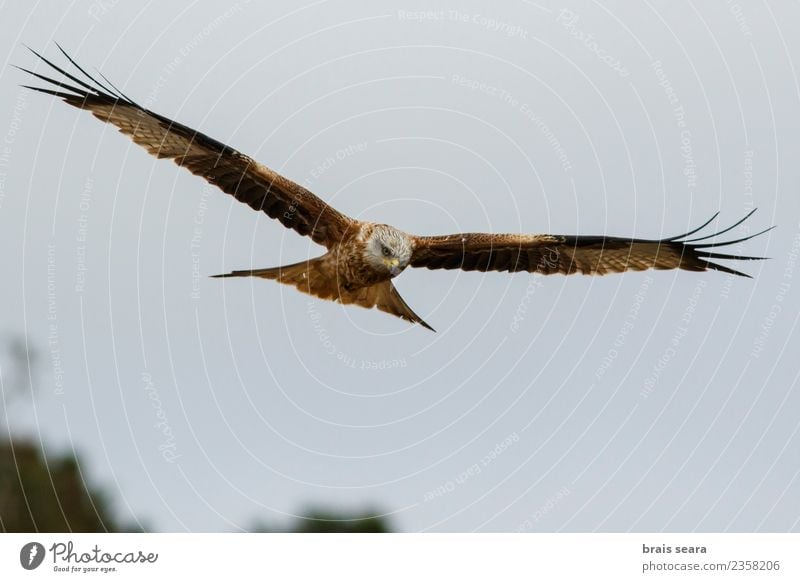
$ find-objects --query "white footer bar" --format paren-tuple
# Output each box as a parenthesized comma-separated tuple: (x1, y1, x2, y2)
(1, 533, 796, 581)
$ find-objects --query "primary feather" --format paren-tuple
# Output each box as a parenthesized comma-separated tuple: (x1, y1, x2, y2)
(21, 46, 771, 332)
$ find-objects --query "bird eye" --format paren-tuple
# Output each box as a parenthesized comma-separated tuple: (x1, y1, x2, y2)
(382, 245, 391, 257)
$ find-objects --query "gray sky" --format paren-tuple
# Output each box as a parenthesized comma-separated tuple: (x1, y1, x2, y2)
(1, 0, 798, 532)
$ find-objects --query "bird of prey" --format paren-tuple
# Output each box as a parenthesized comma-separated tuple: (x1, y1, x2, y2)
(20, 47, 771, 332)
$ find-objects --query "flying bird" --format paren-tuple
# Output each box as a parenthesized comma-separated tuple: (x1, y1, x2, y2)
(20, 47, 771, 332)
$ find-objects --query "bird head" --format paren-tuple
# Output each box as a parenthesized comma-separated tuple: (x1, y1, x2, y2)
(366, 225, 413, 277)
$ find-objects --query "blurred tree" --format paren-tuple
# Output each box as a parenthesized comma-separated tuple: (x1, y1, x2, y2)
(294, 507, 392, 533)
(0, 441, 131, 532)
(1, 336, 389, 533)
(251, 507, 392, 533)
(0, 336, 138, 532)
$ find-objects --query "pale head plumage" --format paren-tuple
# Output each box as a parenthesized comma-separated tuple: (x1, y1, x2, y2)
(362, 224, 413, 277)
(23, 47, 770, 332)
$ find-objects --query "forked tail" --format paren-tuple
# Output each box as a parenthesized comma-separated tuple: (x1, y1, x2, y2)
(212, 258, 434, 331)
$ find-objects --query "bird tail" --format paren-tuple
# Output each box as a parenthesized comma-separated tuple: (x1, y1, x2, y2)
(212, 258, 434, 331)
(211, 258, 327, 290)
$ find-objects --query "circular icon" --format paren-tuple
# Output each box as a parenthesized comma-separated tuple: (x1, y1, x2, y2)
(19, 542, 45, 570)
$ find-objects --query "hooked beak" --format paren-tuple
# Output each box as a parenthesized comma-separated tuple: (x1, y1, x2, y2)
(386, 258, 401, 277)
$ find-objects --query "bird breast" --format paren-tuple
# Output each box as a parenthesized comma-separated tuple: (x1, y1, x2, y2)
(328, 238, 391, 291)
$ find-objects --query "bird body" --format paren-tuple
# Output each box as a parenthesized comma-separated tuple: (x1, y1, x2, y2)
(20, 46, 771, 332)
(213, 221, 430, 328)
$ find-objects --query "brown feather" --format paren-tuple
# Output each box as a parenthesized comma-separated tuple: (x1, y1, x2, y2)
(21, 49, 771, 333)
(21, 48, 355, 248)
(213, 254, 433, 331)
(410, 220, 768, 278)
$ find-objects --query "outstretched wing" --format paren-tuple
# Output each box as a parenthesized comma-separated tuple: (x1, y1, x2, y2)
(19, 46, 355, 248)
(339, 281, 435, 332)
(410, 211, 771, 278)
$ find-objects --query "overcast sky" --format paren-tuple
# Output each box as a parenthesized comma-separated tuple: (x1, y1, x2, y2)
(1, 0, 798, 532)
